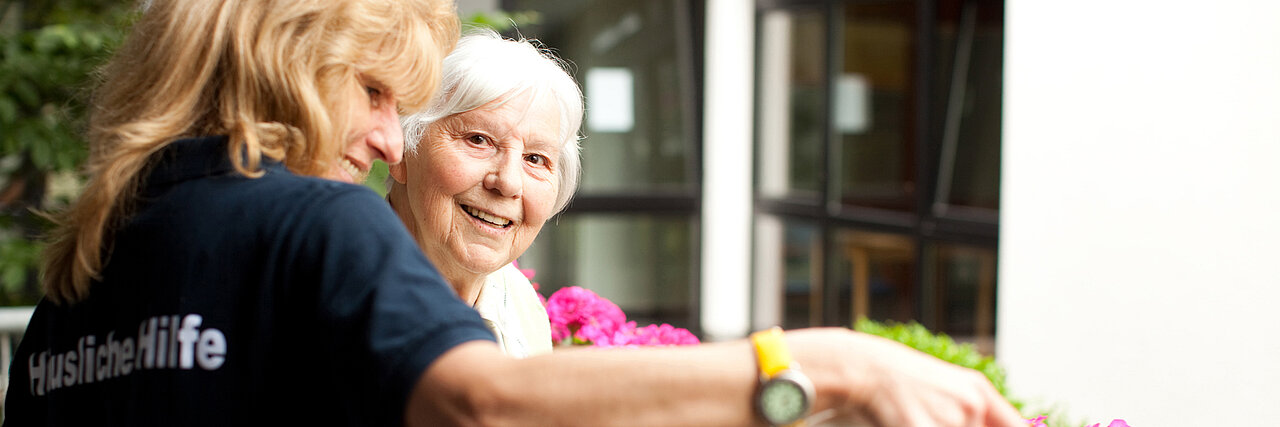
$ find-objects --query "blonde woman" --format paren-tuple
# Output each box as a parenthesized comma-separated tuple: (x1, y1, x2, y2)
(11, 0, 1026, 425)
(8, 1, 477, 425)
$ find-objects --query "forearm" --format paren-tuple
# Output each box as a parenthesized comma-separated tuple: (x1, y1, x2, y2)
(406, 328, 1022, 427)
(408, 340, 765, 427)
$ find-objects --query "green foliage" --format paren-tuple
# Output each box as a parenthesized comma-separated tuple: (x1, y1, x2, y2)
(461, 10, 540, 33)
(0, 229, 40, 301)
(854, 317, 1019, 410)
(0, 0, 133, 305)
(362, 161, 390, 196)
(1, 1, 133, 173)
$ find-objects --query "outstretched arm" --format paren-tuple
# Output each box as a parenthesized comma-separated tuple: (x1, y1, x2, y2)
(405, 327, 1024, 427)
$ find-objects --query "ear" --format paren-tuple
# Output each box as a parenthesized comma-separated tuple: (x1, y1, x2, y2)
(389, 160, 408, 184)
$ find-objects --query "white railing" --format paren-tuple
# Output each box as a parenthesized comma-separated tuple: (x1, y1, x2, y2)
(0, 306, 35, 406)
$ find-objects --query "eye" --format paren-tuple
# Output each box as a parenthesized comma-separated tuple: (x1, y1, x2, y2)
(525, 153, 548, 166)
(365, 86, 384, 107)
(465, 134, 491, 146)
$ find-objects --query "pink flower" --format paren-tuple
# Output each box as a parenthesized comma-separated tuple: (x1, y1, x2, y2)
(544, 285, 700, 348)
(585, 322, 701, 348)
(586, 321, 639, 347)
(1087, 421, 1129, 427)
(1025, 416, 1048, 427)
(625, 323, 700, 346)
(545, 286, 627, 344)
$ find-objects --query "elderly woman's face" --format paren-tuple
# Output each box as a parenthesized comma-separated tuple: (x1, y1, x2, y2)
(391, 93, 561, 279)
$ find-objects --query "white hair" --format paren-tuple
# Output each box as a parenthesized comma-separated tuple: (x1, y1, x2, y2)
(399, 29, 584, 214)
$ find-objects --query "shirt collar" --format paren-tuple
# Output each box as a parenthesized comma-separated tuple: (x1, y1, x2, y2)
(142, 136, 287, 193)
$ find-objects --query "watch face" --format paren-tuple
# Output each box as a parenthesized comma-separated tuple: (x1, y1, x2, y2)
(759, 378, 808, 425)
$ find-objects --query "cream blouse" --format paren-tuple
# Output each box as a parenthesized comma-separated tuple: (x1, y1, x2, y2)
(472, 263, 553, 358)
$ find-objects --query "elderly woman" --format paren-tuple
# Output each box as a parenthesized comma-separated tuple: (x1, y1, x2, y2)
(387, 30, 582, 357)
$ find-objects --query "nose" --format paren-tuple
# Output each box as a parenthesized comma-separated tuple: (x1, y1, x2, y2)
(483, 152, 523, 198)
(368, 100, 404, 165)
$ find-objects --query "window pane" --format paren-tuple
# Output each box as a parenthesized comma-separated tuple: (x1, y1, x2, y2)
(752, 215, 820, 330)
(758, 9, 827, 199)
(933, 0, 1003, 213)
(509, 0, 696, 194)
(838, 2, 917, 211)
(518, 213, 696, 330)
(833, 229, 917, 327)
(781, 222, 821, 329)
(932, 242, 996, 354)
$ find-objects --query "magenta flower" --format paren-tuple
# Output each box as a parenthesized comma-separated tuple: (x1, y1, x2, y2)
(581, 322, 701, 348)
(1025, 416, 1048, 427)
(545, 286, 627, 344)
(625, 323, 701, 346)
(585, 321, 639, 347)
(544, 286, 700, 348)
(1087, 421, 1129, 427)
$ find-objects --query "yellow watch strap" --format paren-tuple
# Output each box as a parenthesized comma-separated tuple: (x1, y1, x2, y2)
(750, 327, 793, 378)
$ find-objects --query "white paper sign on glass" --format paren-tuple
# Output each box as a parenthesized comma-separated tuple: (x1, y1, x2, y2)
(586, 67, 635, 133)
(835, 73, 870, 134)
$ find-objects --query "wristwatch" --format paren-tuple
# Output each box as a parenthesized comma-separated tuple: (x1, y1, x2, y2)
(750, 327, 815, 426)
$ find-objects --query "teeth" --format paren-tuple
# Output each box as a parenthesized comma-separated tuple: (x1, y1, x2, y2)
(340, 158, 363, 181)
(464, 205, 513, 227)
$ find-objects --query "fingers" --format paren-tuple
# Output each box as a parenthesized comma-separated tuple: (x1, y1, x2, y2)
(849, 333, 1022, 427)
(952, 368, 1023, 427)
(942, 367, 1024, 427)
(792, 329, 1024, 427)
(981, 379, 1026, 427)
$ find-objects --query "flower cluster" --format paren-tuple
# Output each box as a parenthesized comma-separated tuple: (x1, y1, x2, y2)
(545, 286, 627, 345)
(1026, 416, 1130, 427)
(544, 286, 699, 347)
(1088, 421, 1130, 427)
(513, 261, 699, 348)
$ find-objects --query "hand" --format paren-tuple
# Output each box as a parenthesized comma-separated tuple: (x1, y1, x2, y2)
(789, 328, 1025, 427)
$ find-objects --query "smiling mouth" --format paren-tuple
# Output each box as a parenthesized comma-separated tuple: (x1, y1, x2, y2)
(462, 205, 513, 228)
(340, 157, 365, 181)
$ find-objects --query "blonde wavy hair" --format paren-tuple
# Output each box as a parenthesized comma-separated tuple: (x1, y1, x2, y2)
(41, 0, 459, 304)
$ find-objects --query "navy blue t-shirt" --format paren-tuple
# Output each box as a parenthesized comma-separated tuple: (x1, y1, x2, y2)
(4, 136, 495, 426)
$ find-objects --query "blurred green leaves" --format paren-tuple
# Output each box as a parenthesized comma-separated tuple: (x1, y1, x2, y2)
(0, 0, 132, 305)
(461, 10, 540, 33)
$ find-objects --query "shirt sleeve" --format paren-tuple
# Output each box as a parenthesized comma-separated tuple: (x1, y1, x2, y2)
(295, 185, 496, 426)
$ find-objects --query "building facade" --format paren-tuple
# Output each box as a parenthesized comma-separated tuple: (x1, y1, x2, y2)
(494, 0, 1004, 350)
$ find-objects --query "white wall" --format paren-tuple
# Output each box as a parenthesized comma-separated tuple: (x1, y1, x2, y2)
(998, 1, 1280, 426)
